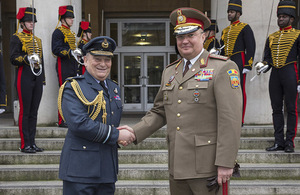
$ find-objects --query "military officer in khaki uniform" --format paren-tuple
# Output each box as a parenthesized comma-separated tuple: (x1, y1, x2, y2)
(119, 7, 242, 195)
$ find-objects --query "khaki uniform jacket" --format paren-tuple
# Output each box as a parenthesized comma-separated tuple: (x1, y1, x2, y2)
(133, 50, 242, 180)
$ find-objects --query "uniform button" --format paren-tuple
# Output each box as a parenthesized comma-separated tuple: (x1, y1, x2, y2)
(208, 140, 211, 144)
(179, 86, 183, 90)
(177, 113, 181, 117)
(111, 111, 114, 115)
(83, 146, 87, 149)
(176, 127, 180, 131)
(110, 99, 112, 102)
(112, 124, 115, 127)
(178, 100, 182, 104)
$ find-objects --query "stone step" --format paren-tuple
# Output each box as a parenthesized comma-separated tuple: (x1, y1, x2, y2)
(1, 126, 299, 138)
(1, 137, 298, 151)
(1, 150, 299, 165)
(0, 180, 299, 195)
(0, 163, 299, 181)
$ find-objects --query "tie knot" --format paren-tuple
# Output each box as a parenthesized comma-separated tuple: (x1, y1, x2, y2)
(186, 60, 191, 66)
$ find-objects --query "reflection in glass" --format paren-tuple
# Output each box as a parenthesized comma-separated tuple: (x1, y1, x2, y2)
(147, 56, 163, 85)
(148, 87, 159, 103)
(124, 56, 141, 85)
(122, 23, 165, 46)
(124, 87, 141, 103)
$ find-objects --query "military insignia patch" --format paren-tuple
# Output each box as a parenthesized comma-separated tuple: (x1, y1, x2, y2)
(195, 69, 214, 81)
(227, 69, 239, 75)
(230, 76, 240, 89)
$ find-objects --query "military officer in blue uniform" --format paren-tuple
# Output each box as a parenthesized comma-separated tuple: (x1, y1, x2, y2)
(220, 0, 256, 126)
(52, 5, 77, 127)
(204, 19, 220, 52)
(58, 36, 135, 195)
(260, 0, 299, 153)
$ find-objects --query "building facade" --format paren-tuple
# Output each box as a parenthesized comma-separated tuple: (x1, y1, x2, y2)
(0, 0, 299, 124)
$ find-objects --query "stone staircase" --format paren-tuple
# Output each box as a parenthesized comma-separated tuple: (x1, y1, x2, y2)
(0, 118, 299, 195)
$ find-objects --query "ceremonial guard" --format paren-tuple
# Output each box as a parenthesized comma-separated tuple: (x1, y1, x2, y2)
(0, 51, 6, 114)
(76, 21, 92, 75)
(10, 7, 45, 153)
(259, 0, 299, 153)
(58, 36, 134, 194)
(52, 5, 77, 127)
(119, 7, 242, 195)
(204, 19, 220, 52)
(220, 0, 256, 125)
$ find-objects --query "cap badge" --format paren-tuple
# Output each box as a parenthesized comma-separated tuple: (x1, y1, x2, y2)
(102, 39, 109, 49)
(177, 9, 186, 24)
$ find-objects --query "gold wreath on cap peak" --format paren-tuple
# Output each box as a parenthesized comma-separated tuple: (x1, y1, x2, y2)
(177, 9, 186, 24)
(102, 39, 109, 49)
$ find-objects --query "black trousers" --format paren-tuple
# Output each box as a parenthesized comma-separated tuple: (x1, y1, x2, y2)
(269, 64, 298, 147)
(63, 180, 115, 195)
(16, 66, 43, 149)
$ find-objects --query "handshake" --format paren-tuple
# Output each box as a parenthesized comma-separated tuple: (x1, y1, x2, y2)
(117, 125, 136, 146)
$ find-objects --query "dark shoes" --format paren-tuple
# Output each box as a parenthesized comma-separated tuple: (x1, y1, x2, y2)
(266, 144, 285, 151)
(20, 145, 44, 153)
(32, 144, 44, 152)
(20, 146, 36, 153)
(285, 144, 295, 153)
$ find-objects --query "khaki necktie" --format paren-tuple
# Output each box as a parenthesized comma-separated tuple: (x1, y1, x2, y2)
(183, 60, 191, 76)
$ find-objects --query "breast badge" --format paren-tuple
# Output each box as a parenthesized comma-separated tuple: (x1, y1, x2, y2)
(193, 90, 200, 102)
(166, 75, 175, 86)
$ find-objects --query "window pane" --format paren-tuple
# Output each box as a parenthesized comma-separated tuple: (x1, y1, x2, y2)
(148, 87, 159, 103)
(110, 23, 118, 46)
(147, 56, 163, 85)
(124, 56, 141, 85)
(124, 87, 141, 103)
(111, 54, 118, 82)
(122, 23, 165, 46)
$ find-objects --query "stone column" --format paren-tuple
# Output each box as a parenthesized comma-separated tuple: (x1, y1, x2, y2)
(16, 0, 81, 125)
(211, 0, 279, 124)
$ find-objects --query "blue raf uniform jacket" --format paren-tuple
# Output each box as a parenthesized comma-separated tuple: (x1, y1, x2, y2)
(59, 70, 123, 184)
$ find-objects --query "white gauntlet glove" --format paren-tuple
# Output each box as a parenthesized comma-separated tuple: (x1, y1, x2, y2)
(242, 68, 250, 74)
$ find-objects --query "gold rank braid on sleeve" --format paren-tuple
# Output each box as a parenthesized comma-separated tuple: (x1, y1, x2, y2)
(15, 32, 43, 59)
(221, 22, 247, 57)
(269, 29, 300, 68)
(57, 79, 107, 124)
(203, 38, 213, 50)
(58, 26, 76, 50)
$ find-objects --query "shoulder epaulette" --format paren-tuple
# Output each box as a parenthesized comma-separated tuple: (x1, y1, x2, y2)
(209, 54, 229, 61)
(65, 75, 84, 81)
(166, 58, 182, 68)
(111, 79, 118, 85)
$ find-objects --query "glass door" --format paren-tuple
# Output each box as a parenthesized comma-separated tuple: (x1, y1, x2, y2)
(122, 53, 165, 111)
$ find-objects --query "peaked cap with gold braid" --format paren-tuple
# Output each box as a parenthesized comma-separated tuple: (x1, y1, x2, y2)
(169, 7, 211, 35)
(82, 36, 116, 56)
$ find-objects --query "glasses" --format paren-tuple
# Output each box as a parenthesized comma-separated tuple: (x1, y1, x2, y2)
(175, 32, 203, 41)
